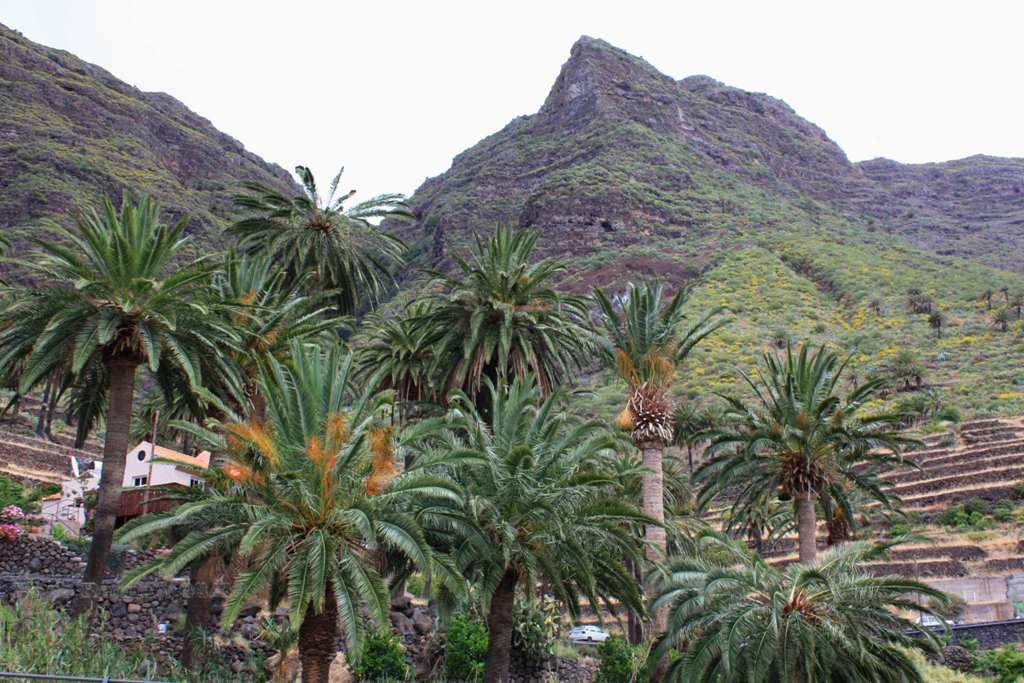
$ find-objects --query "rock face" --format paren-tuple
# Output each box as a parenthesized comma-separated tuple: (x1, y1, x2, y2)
(0, 22, 298, 252)
(393, 36, 1024, 284)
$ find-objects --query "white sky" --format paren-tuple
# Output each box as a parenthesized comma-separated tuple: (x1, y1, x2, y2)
(2, 1, 1022, 199)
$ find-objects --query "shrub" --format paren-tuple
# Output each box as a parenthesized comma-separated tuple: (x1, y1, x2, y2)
(595, 636, 640, 683)
(405, 573, 426, 599)
(936, 502, 992, 530)
(0, 477, 29, 511)
(975, 645, 1024, 683)
(350, 629, 410, 682)
(1013, 481, 1024, 501)
(443, 614, 487, 682)
(993, 502, 1016, 523)
(936, 406, 962, 423)
(512, 597, 560, 663)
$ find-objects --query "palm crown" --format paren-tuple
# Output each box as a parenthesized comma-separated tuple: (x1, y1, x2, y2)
(593, 282, 728, 446)
(229, 165, 411, 315)
(650, 532, 947, 683)
(414, 227, 593, 401)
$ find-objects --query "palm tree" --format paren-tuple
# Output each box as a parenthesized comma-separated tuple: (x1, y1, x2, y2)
(413, 227, 593, 404)
(406, 378, 647, 682)
(649, 531, 948, 682)
(696, 344, 911, 564)
(229, 165, 411, 315)
(593, 282, 727, 565)
(355, 302, 438, 421)
(119, 342, 453, 682)
(993, 306, 1012, 332)
(928, 310, 944, 338)
(0, 195, 231, 594)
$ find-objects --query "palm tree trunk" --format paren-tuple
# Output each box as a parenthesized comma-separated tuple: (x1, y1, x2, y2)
(298, 589, 338, 683)
(483, 566, 519, 683)
(795, 492, 817, 564)
(77, 355, 138, 610)
(180, 555, 221, 669)
(640, 443, 668, 635)
(34, 375, 52, 437)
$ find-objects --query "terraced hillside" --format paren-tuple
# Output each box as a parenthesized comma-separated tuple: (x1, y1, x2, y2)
(757, 418, 1024, 623)
(0, 395, 102, 485)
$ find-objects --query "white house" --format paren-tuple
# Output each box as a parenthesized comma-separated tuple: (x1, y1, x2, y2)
(119, 441, 211, 489)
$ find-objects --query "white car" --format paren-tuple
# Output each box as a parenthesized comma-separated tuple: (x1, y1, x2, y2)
(569, 625, 610, 643)
(917, 614, 953, 629)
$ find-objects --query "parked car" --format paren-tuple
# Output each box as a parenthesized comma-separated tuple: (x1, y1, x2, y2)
(569, 624, 610, 643)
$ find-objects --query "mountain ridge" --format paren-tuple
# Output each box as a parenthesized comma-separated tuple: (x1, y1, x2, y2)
(395, 35, 1024, 276)
(0, 22, 299, 250)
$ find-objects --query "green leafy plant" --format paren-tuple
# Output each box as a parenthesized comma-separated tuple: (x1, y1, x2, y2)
(596, 636, 641, 683)
(350, 629, 411, 682)
(936, 406, 962, 423)
(975, 645, 1024, 683)
(444, 614, 488, 683)
(512, 597, 560, 663)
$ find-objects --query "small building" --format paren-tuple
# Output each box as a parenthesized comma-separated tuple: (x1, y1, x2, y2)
(67, 442, 211, 525)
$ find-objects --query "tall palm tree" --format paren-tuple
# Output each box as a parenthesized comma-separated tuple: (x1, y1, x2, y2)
(406, 378, 647, 682)
(229, 165, 411, 315)
(414, 227, 593, 404)
(649, 531, 948, 683)
(696, 344, 911, 564)
(593, 282, 727, 565)
(0, 195, 232, 593)
(119, 342, 454, 683)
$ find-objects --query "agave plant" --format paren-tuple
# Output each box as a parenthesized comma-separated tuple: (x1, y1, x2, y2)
(118, 342, 458, 682)
(229, 165, 411, 315)
(649, 531, 949, 683)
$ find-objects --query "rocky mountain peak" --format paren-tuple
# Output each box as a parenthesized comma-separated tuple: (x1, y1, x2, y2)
(537, 35, 679, 129)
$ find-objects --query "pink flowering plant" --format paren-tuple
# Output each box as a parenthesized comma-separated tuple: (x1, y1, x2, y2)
(2, 504, 24, 519)
(0, 523, 21, 542)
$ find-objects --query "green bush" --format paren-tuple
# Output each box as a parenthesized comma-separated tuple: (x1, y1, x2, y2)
(443, 614, 487, 682)
(512, 597, 559, 663)
(936, 502, 993, 530)
(1013, 481, 1024, 501)
(936, 406, 962, 423)
(0, 476, 30, 510)
(993, 502, 1016, 523)
(595, 636, 640, 683)
(405, 573, 426, 599)
(975, 645, 1024, 683)
(351, 629, 410, 682)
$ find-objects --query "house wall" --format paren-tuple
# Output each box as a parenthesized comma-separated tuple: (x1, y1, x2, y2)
(120, 442, 198, 489)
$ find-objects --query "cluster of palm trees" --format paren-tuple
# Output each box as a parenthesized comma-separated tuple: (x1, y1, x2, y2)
(0, 168, 952, 683)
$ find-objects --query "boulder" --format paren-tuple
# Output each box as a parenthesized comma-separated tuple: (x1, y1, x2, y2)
(411, 606, 433, 635)
(389, 610, 415, 636)
(390, 591, 414, 615)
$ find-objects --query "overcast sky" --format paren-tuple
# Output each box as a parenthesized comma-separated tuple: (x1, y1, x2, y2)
(2, 1, 1022, 199)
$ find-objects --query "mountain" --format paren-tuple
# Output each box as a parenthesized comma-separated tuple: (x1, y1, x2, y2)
(0, 23, 298, 251)
(394, 36, 1024, 419)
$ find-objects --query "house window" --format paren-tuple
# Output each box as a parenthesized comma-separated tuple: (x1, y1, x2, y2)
(133, 476, 148, 487)
(190, 478, 205, 489)
(137, 450, 147, 462)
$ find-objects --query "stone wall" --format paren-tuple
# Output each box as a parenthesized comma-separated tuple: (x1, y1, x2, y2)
(949, 619, 1024, 649)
